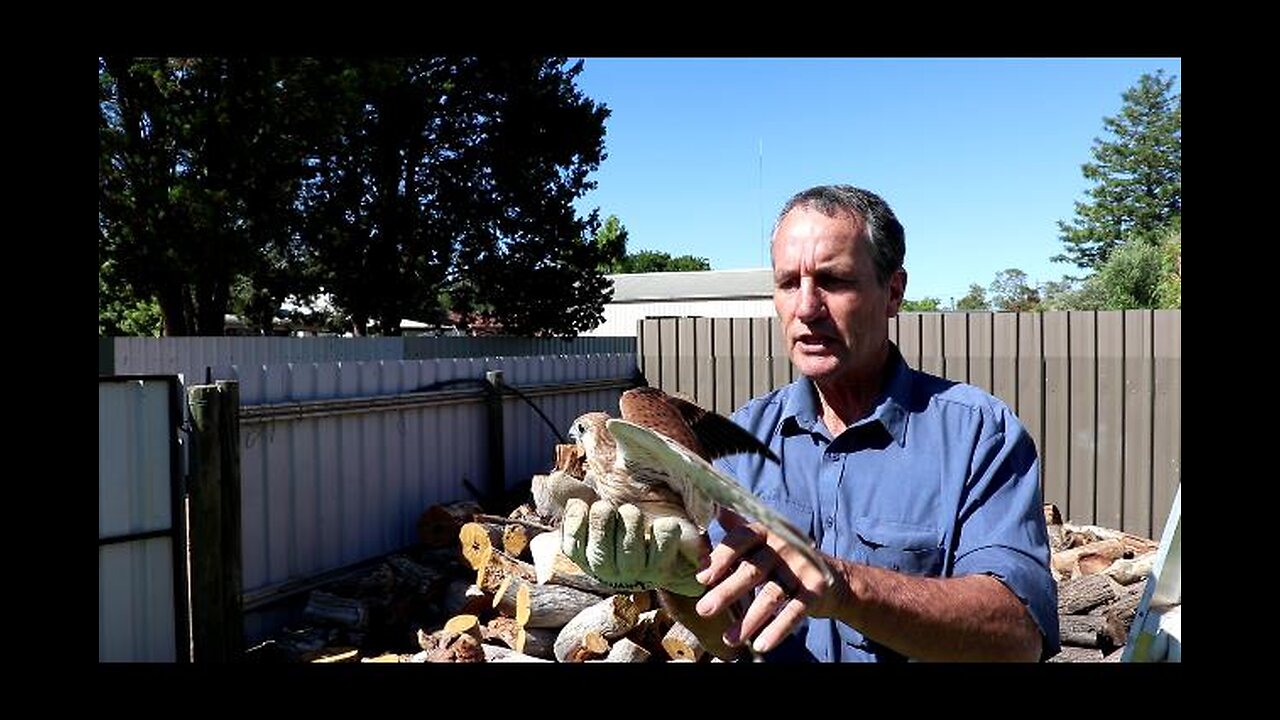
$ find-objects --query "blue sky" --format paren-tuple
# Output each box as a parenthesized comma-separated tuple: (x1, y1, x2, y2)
(571, 57, 1181, 306)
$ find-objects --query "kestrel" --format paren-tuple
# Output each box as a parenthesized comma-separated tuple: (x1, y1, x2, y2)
(568, 386, 834, 586)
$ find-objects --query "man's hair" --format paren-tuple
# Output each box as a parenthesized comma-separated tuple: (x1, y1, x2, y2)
(774, 185, 905, 286)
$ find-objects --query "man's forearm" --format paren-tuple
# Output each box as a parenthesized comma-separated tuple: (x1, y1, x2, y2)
(831, 559, 1043, 662)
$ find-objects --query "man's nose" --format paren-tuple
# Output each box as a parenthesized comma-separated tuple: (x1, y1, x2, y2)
(795, 279, 825, 320)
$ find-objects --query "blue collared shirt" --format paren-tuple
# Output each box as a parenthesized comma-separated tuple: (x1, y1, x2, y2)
(711, 344, 1060, 662)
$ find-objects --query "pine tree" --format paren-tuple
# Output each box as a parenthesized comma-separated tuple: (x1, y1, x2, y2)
(1055, 71, 1181, 270)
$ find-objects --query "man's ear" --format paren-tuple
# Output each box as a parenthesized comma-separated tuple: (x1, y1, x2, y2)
(886, 269, 907, 317)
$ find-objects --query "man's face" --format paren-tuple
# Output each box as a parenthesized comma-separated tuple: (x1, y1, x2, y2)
(772, 206, 905, 384)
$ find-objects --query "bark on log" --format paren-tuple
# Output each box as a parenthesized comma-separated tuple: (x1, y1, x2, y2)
(528, 531, 617, 596)
(459, 522, 507, 570)
(515, 627, 559, 660)
(661, 621, 705, 662)
(482, 643, 554, 663)
(627, 608, 675, 656)
(385, 555, 444, 595)
(516, 579, 607, 629)
(481, 615, 522, 649)
(1058, 574, 1118, 615)
(1059, 614, 1106, 648)
(1103, 582, 1148, 648)
(1048, 646, 1105, 663)
(602, 637, 652, 663)
(1064, 524, 1159, 555)
(553, 594, 642, 663)
(425, 632, 486, 663)
(439, 580, 491, 618)
(303, 591, 368, 629)
(418, 500, 484, 547)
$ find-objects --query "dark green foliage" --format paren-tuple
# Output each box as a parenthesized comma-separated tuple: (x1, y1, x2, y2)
(899, 297, 942, 312)
(1055, 71, 1181, 271)
(99, 57, 612, 337)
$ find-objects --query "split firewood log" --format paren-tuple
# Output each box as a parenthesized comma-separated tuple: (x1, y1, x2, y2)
(459, 522, 508, 570)
(481, 615, 521, 649)
(1052, 539, 1128, 577)
(418, 500, 484, 547)
(661, 621, 705, 662)
(1103, 552, 1156, 585)
(475, 545, 537, 595)
(627, 608, 675, 656)
(528, 531, 618, 597)
(1063, 524, 1159, 555)
(515, 579, 609, 629)
(554, 443, 585, 476)
(599, 637, 652, 663)
(418, 617, 487, 663)
(553, 594, 643, 663)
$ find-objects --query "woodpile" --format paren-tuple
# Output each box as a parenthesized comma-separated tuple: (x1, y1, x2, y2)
(244, 458, 1161, 663)
(246, 443, 716, 663)
(1044, 504, 1159, 662)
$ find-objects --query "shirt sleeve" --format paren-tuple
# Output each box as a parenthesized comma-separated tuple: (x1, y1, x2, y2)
(950, 412, 1061, 660)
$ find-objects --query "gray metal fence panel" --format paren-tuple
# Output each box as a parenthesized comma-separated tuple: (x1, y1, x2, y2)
(99, 377, 184, 662)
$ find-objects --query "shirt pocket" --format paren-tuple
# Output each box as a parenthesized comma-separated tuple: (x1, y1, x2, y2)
(851, 515, 945, 577)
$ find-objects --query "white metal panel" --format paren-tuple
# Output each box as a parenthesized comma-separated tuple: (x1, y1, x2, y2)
(583, 299, 777, 336)
(99, 378, 178, 662)
(99, 539, 178, 662)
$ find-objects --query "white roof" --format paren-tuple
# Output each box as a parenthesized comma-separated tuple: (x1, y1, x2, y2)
(607, 268, 773, 303)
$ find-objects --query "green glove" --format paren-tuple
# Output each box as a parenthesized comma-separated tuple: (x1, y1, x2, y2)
(560, 498, 706, 597)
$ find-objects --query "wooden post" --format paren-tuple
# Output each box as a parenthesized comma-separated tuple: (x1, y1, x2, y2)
(216, 381, 244, 657)
(485, 370, 505, 508)
(187, 384, 227, 662)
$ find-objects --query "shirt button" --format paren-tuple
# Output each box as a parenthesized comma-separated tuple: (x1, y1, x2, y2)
(825, 517, 835, 529)
(825, 452, 837, 461)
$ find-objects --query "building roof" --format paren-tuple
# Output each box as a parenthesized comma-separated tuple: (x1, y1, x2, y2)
(607, 268, 773, 303)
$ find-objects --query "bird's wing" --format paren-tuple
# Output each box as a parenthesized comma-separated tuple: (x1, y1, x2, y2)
(606, 418, 836, 588)
(662, 393, 781, 465)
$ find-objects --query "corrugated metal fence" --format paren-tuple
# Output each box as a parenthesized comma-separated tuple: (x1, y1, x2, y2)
(98, 376, 186, 662)
(637, 310, 1181, 539)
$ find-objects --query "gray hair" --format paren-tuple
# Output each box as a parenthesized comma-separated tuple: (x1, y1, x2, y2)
(774, 185, 905, 287)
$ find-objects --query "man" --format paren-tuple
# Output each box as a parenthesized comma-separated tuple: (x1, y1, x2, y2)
(564, 185, 1059, 662)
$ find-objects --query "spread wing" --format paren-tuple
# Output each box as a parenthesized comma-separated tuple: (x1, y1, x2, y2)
(606, 418, 836, 587)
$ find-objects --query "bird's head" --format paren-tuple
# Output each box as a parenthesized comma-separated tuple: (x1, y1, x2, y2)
(568, 412, 612, 450)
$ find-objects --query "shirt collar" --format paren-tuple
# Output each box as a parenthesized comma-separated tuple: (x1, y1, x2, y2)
(778, 342, 912, 447)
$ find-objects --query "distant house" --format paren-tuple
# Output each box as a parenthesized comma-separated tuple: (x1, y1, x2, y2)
(582, 268, 775, 337)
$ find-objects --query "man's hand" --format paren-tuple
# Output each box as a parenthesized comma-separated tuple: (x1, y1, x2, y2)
(693, 509, 842, 653)
(560, 498, 706, 597)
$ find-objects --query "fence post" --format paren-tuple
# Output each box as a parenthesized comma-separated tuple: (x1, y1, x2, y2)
(215, 381, 245, 657)
(186, 382, 245, 661)
(187, 384, 227, 661)
(485, 370, 505, 509)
